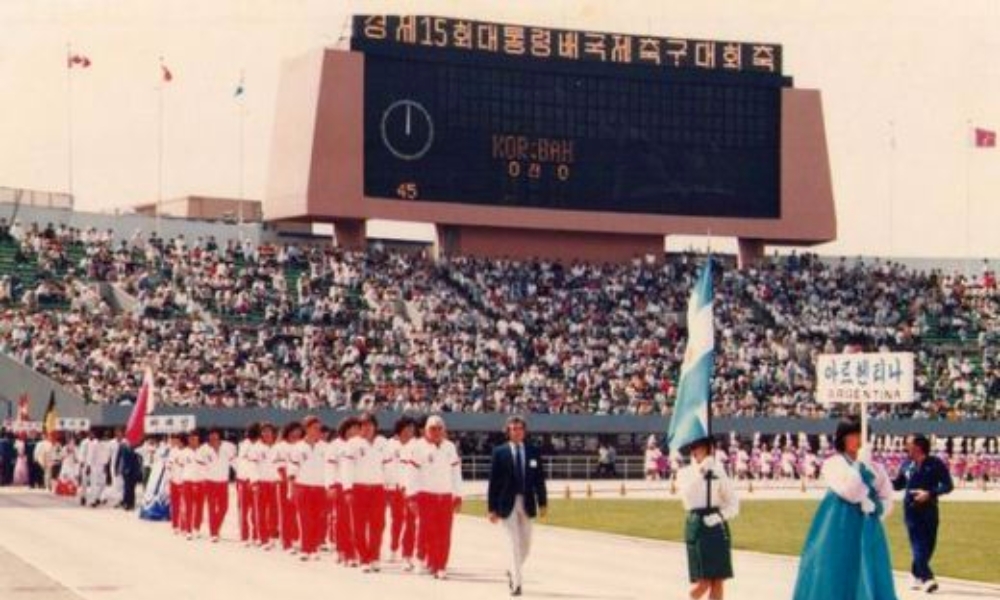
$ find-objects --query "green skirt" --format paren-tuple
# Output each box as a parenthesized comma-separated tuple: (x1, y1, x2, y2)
(685, 511, 734, 582)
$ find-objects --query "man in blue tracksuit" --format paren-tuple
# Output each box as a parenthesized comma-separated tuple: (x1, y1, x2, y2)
(892, 434, 953, 594)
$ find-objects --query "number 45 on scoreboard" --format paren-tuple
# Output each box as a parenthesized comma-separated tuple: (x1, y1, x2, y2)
(396, 182, 419, 200)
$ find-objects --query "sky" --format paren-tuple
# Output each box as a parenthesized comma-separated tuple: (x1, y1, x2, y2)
(1, 0, 999, 258)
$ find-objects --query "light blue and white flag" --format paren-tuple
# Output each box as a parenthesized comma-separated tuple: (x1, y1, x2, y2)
(139, 445, 171, 521)
(667, 258, 714, 453)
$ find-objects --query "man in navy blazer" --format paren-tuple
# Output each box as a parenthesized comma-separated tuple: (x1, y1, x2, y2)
(488, 415, 547, 597)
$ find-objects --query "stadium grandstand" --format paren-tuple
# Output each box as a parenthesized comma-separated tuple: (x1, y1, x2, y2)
(0, 199, 997, 469)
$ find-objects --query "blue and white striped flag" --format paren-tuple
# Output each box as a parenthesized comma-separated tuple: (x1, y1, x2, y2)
(667, 258, 714, 453)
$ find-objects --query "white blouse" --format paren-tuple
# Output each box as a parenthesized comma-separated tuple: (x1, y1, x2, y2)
(677, 456, 740, 521)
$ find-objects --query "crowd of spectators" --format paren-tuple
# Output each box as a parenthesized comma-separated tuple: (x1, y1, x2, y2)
(0, 219, 997, 419)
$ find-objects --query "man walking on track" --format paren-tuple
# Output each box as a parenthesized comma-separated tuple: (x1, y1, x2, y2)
(893, 434, 954, 594)
(488, 415, 548, 597)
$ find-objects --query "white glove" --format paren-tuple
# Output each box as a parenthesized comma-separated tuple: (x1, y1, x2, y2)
(859, 497, 876, 515)
(703, 513, 724, 527)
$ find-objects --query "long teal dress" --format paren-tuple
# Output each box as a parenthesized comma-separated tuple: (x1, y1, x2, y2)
(792, 457, 898, 600)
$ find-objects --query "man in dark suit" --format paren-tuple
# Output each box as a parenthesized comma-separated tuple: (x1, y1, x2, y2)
(0, 432, 14, 486)
(892, 434, 953, 594)
(115, 440, 144, 511)
(488, 415, 548, 597)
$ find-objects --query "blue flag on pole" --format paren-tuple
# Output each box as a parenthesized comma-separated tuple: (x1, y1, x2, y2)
(667, 258, 714, 453)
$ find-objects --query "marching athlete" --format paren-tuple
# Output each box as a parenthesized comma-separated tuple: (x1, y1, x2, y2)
(236, 423, 261, 546)
(342, 412, 390, 572)
(252, 423, 281, 550)
(200, 429, 236, 543)
(276, 421, 303, 553)
(386, 416, 417, 564)
(287, 416, 328, 560)
(181, 430, 206, 540)
(406, 415, 463, 579)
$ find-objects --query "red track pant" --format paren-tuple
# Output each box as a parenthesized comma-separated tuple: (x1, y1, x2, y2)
(388, 488, 416, 558)
(327, 486, 338, 548)
(296, 484, 326, 556)
(279, 477, 299, 550)
(181, 481, 205, 534)
(205, 481, 228, 538)
(421, 493, 456, 574)
(351, 485, 386, 565)
(336, 486, 356, 561)
(412, 493, 428, 563)
(237, 479, 256, 542)
(256, 481, 279, 545)
(169, 482, 183, 530)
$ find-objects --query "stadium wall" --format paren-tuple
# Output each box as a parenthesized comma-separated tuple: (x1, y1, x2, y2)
(83, 405, 1000, 437)
(0, 354, 87, 422)
(0, 202, 263, 245)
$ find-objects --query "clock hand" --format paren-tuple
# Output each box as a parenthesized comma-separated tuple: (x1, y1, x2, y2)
(405, 104, 412, 136)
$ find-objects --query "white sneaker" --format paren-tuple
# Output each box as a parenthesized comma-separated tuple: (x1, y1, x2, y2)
(922, 579, 939, 594)
(434, 570, 447, 580)
(371, 561, 381, 572)
(909, 577, 922, 590)
(403, 559, 415, 572)
(186, 533, 193, 541)
(361, 564, 372, 573)
(211, 536, 220, 543)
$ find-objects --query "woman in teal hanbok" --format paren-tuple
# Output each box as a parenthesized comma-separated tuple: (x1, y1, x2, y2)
(792, 419, 898, 600)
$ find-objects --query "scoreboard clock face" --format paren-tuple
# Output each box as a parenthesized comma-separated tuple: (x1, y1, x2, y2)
(380, 99, 434, 161)
(362, 54, 784, 218)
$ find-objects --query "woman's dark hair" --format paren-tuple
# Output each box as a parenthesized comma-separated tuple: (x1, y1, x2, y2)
(245, 422, 261, 442)
(683, 436, 714, 456)
(834, 418, 862, 453)
(358, 411, 378, 431)
(281, 421, 303, 440)
(338, 416, 360, 439)
(393, 416, 415, 436)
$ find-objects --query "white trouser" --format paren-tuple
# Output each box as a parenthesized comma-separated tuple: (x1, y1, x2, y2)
(502, 495, 533, 589)
(87, 464, 106, 505)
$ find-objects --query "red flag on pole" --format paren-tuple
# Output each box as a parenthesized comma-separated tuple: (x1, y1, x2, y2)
(161, 62, 173, 83)
(125, 368, 155, 446)
(67, 54, 92, 68)
(974, 127, 996, 148)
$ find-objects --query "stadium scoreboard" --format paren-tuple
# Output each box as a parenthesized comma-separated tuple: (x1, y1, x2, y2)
(352, 15, 790, 219)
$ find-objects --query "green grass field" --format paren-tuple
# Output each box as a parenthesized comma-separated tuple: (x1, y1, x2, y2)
(462, 499, 1000, 584)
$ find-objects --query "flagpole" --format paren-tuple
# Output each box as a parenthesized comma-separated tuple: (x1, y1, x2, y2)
(157, 57, 165, 238)
(238, 69, 245, 226)
(888, 120, 895, 256)
(66, 43, 75, 201)
(706, 255, 714, 510)
(964, 119, 972, 276)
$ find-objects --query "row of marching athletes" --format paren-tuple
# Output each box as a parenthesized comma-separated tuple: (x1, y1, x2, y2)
(163, 413, 463, 579)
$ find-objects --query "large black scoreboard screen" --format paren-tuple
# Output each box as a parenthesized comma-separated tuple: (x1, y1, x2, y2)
(352, 16, 790, 218)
